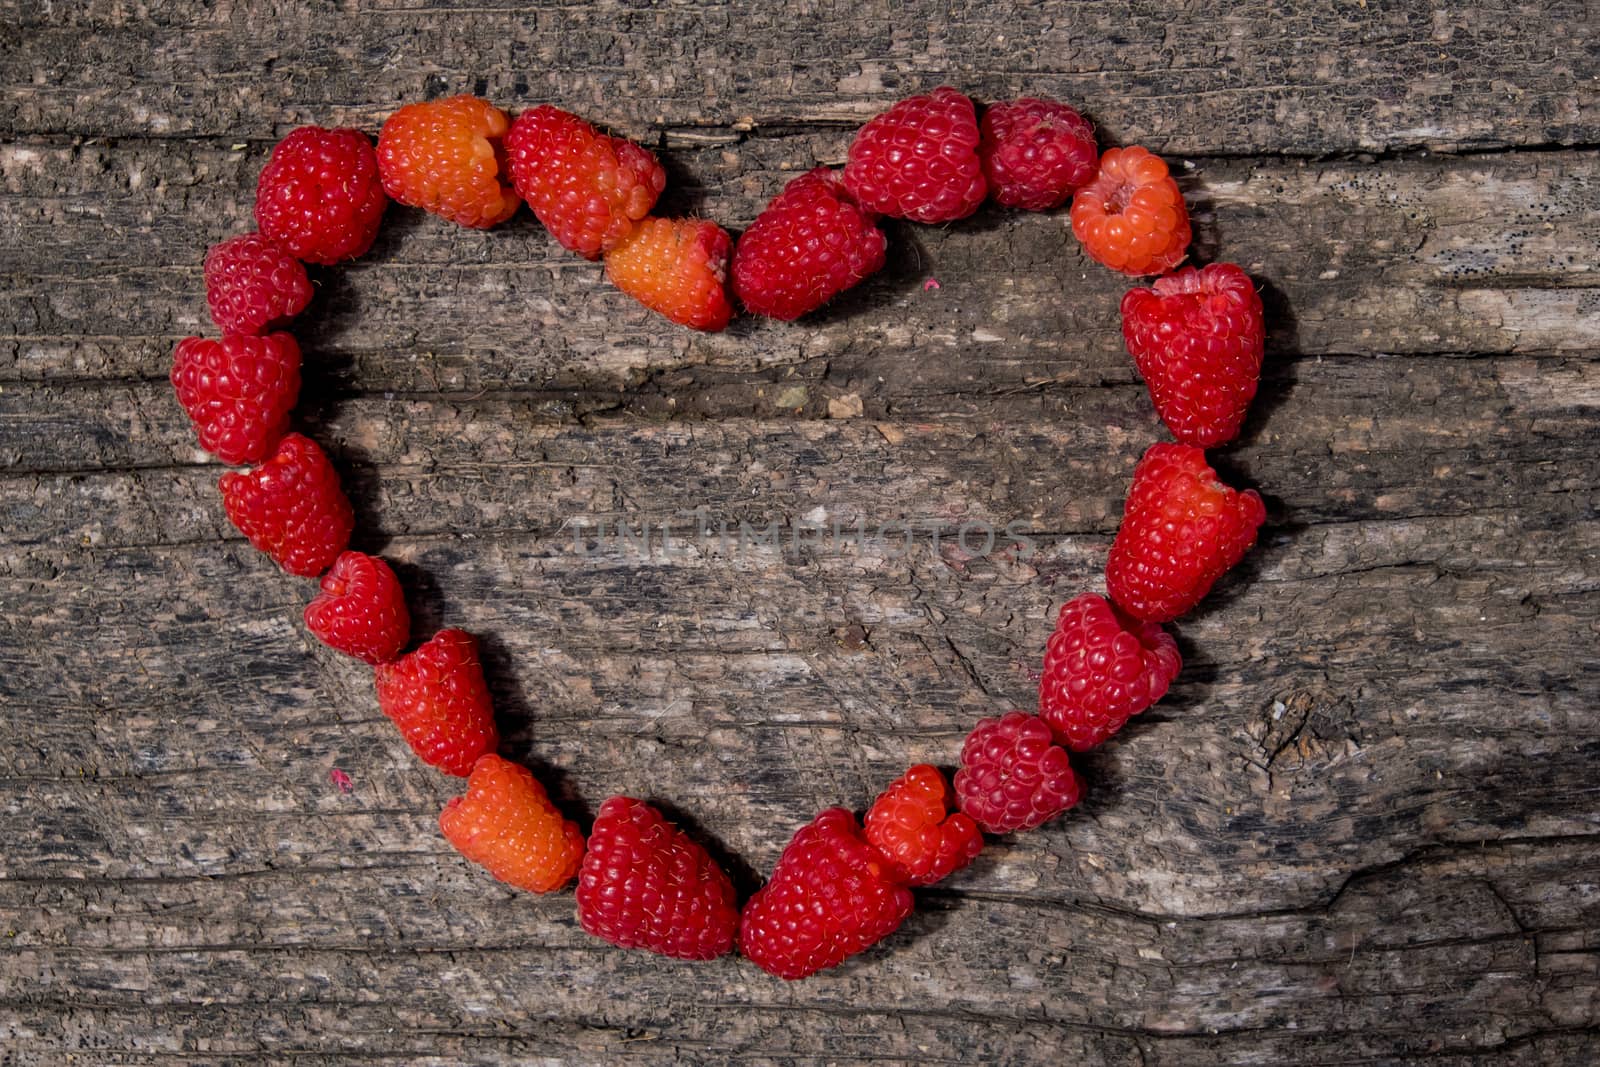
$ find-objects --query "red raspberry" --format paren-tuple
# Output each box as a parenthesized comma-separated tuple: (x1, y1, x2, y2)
(255, 126, 387, 265)
(738, 808, 914, 980)
(1069, 146, 1190, 276)
(1120, 263, 1266, 448)
(842, 87, 987, 223)
(377, 95, 521, 229)
(954, 712, 1081, 834)
(504, 105, 666, 260)
(1105, 443, 1267, 623)
(731, 167, 888, 321)
(979, 97, 1098, 210)
(577, 796, 740, 960)
(303, 551, 410, 665)
(604, 217, 734, 331)
(440, 754, 585, 894)
(1038, 593, 1181, 752)
(219, 432, 353, 576)
(203, 234, 314, 335)
(372, 629, 500, 777)
(863, 764, 983, 886)
(170, 333, 301, 466)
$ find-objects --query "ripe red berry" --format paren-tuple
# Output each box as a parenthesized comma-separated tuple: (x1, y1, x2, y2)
(954, 712, 1081, 834)
(203, 233, 314, 335)
(1069, 146, 1190, 276)
(504, 105, 666, 259)
(1038, 593, 1181, 752)
(1105, 443, 1267, 623)
(219, 432, 353, 576)
(979, 97, 1098, 210)
(170, 333, 301, 466)
(255, 126, 388, 265)
(372, 629, 500, 776)
(440, 754, 585, 894)
(1121, 263, 1266, 448)
(863, 764, 983, 886)
(377, 95, 520, 229)
(842, 87, 987, 223)
(731, 167, 888, 321)
(738, 808, 913, 980)
(303, 551, 410, 665)
(604, 217, 734, 331)
(577, 796, 739, 960)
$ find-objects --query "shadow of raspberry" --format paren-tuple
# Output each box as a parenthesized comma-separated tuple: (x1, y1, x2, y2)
(474, 628, 598, 831)
(293, 209, 432, 364)
(382, 558, 447, 653)
(1225, 275, 1304, 451)
(792, 218, 946, 326)
(652, 149, 714, 220)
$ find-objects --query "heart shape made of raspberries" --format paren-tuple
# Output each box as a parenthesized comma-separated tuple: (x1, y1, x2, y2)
(173, 86, 1272, 981)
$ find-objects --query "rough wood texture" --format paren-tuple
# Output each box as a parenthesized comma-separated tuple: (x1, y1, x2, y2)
(2, 2, 1598, 1064)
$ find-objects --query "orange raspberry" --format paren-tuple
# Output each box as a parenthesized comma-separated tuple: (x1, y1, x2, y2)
(603, 217, 734, 331)
(377, 95, 520, 229)
(1069, 146, 1191, 276)
(439, 755, 585, 894)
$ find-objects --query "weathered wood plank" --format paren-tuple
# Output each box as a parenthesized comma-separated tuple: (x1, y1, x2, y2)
(2, 141, 1596, 393)
(1, 384, 1594, 905)
(4, 355, 1591, 1057)
(5, 355, 1598, 527)
(4, 4, 1600, 1061)
(4, 0, 1597, 155)
(3, 581, 1596, 943)
(3, 838, 1598, 1064)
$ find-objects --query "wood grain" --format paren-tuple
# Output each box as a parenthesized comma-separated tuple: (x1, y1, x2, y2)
(4, 0, 1597, 154)
(4, 142, 1597, 394)
(2, 1, 1599, 1063)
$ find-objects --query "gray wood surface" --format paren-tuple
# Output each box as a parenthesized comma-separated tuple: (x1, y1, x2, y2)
(2, 1, 1598, 1063)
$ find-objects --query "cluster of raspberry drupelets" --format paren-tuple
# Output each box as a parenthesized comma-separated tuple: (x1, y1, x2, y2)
(169, 86, 1271, 981)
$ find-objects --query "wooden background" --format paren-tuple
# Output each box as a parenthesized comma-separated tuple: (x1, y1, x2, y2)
(3, 1, 1598, 1063)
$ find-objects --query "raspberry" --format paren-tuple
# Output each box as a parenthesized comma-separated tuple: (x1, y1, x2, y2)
(1120, 263, 1266, 448)
(604, 217, 734, 331)
(170, 333, 301, 466)
(203, 234, 314, 335)
(1069, 146, 1191, 276)
(303, 551, 410, 665)
(372, 629, 500, 776)
(842, 87, 987, 223)
(731, 167, 888, 321)
(504, 105, 666, 260)
(1038, 593, 1181, 752)
(738, 808, 914, 980)
(954, 712, 1081, 834)
(255, 126, 388, 265)
(219, 432, 353, 576)
(440, 754, 585, 894)
(863, 764, 983, 886)
(376, 95, 520, 229)
(577, 796, 740, 960)
(979, 97, 1098, 210)
(1105, 443, 1267, 623)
